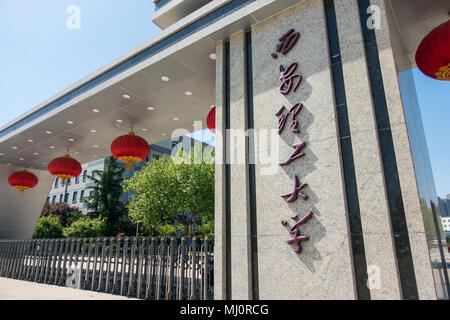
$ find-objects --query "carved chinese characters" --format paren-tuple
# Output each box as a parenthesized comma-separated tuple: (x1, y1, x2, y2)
(271, 28, 301, 59)
(272, 29, 312, 254)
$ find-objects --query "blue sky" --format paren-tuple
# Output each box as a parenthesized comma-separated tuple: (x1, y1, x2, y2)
(0, 1, 447, 195)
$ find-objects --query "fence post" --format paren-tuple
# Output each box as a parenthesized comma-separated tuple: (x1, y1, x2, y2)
(112, 237, 122, 294)
(166, 237, 177, 300)
(145, 237, 157, 300)
(12, 240, 25, 279)
(127, 237, 137, 297)
(120, 237, 129, 296)
(156, 237, 168, 300)
(97, 237, 107, 292)
(178, 237, 188, 300)
(136, 237, 146, 299)
(43, 239, 54, 283)
(105, 237, 114, 293)
(90, 238, 100, 291)
(29, 240, 38, 281)
(83, 238, 93, 289)
(54, 239, 64, 285)
(79, 239, 87, 288)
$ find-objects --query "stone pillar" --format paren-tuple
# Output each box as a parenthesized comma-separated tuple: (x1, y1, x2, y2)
(0, 165, 54, 239)
(214, 40, 226, 300)
(250, 0, 355, 299)
(334, 0, 401, 300)
(370, 0, 438, 299)
(228, 30, 252, 300)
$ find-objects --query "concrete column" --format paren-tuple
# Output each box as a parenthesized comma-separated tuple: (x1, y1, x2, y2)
(251, 0, 355, 299)
(0, 165, 54, 239)
(334, 0, 401, 299)
(228, 30, 252, 300)
(370, 0, 437, 300)
(214, 40, 226, 300)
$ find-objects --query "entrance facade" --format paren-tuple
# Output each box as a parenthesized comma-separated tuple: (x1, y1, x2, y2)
(0, 0, 448, 299)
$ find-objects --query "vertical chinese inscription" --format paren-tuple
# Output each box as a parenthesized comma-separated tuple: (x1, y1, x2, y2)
(272, 29, 312, 254)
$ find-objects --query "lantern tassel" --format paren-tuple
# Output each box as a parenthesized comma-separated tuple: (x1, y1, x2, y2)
(126, 161, 134, 170)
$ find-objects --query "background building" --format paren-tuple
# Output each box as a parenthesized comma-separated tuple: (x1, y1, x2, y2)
(46, 136, 212, 214)
(441, 217, 450, 236)
(438, 195, 450, 218)
(47, 140, 174, 213)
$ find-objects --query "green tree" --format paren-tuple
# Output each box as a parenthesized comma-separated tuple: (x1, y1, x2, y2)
(33, 216, 64, 239)
(63, 217, 107, 238)
(83, 157, 126, 233)
(123, 147, 214, 235)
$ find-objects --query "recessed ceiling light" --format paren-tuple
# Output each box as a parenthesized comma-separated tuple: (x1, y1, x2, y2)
(12, 146, 18, 150)
(66, 120, 74, 125)
(27, 139, 33, 143)
(141, 128, 148, 132)
(173, 117, 179, 121)
(184, 91, 193, 96)
(0, 153, 4, 156)
(147, 106, 155, 111)
(92, 108, 100, 113)
(122, 94, 131, 99)
(74, 151, 79, 154)
(45, 130, 52, 134)
(161, 133, 167, 136)
(19, 158, 24, 161)
(7, 163, 11, 166)
(93, 145, 99, 148)
(90, 129, 97, 133)
(68, 138, 75, 142)
(49, 146, 56, 149)
(116, 119, 123, 123)
(33, 152, 39, 156)
(209, 53, 217, 60)
(42, 162, 47, 165)
(160, 76, 170, 82)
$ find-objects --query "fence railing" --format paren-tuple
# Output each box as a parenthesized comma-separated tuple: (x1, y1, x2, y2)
(0, 236, 214, 300)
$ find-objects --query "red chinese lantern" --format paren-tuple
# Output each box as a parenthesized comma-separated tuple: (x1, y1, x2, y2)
(8, 169, 38, 195)
(416, 20, 450, 81)
(206, 106, 216, 134)
(111, 131, 150, 170)
(48, 154, 82, 185)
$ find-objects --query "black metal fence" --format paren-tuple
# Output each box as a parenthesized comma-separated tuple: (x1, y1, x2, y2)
(0, 236, 214, 300)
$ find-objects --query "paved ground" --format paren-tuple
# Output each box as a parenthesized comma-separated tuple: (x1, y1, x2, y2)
(0, 277, 137, 300)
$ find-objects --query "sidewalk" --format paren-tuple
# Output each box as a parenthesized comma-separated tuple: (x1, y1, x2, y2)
(0, 277, 137, 300)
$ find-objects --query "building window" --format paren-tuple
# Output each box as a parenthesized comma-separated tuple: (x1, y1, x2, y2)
(67, 179, 71, 186)
(89, 191, 94, 197)
(80, 190, 85, 201)
(82, 170, 87, 182)
(72, 192, 78, 203)
(64, 193, 69, 203)
(55, 178, 59, 188)
(75, 176, 80, 184)
(59, 194, 63, 202)
(47, 197, 50, 203)
(52, 195, 56, 203)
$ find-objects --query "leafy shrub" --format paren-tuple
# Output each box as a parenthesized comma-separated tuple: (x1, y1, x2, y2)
(33, 216, 64, 239)
(40, 202, 83, 227)
(63, 217, 107, 238)
(198, 222, 214, 237)
(155, 224, 178, 237)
